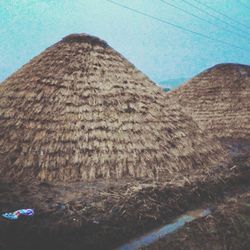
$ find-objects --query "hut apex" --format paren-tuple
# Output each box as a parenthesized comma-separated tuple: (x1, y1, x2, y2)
(0, 34, 228, 182)
(61, 33, 110, 48)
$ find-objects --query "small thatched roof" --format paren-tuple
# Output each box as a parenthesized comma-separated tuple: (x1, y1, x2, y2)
(168, 63, 250, 140)
(0, 34, 228, 182)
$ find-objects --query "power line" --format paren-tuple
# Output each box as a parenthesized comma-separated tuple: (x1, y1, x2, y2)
(192, 0, 250, 31)
(159, 0, 250, 42)
(105, 0, 249, 52)
(179, 0, 250, 36)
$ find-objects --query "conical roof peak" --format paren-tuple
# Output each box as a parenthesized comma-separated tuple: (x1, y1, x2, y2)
(200, 63, 250, 76)
(60, 33, 110, 48)
(207, 63, 249, 70)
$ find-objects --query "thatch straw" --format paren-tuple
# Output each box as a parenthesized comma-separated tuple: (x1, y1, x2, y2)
(168, 63, 250, 140)
(0, 34, 228, 182)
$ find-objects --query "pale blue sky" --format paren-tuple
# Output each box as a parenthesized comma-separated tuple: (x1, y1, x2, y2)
(0, 0, 249, 85)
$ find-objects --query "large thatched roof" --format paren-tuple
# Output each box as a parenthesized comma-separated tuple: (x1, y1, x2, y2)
(168, 63, 250, 140)
(0, 34, 228, 182)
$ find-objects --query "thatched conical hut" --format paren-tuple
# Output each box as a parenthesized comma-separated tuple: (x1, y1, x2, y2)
(0, 34, 228, 182)
(168, 63, 250, 140)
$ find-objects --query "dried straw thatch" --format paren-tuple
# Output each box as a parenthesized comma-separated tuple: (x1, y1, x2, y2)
(168, 63, 250, 140)
(0, 34, 228, 182)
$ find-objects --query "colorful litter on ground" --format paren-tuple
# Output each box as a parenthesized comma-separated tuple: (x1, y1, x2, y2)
(2, 209, 34, 220)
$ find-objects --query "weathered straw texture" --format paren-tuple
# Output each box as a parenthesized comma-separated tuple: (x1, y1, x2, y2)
(0, 34, 228, 182)
(168, 63, 250, 140)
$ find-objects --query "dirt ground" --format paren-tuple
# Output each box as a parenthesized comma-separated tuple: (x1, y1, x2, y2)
(0, 140, 249, 250)
(142, 189, 250, 250)
(140, 139, 250, 250)
(0, 168, 249, 249)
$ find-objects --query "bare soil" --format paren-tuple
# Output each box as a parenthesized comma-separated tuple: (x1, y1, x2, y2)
(140, 139, 250, 250)
(142, 189, 250, 250)
(0, 139, 249, 250)
(0, 162, 249, 250)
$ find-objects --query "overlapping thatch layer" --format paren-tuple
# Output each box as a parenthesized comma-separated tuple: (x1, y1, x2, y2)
(0, 34, 228, 182)
(168, 63, 250, 140)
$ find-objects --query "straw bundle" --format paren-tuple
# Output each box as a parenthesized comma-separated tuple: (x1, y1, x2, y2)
(168, 63, 250, 140)
(0, 34, 228, 182)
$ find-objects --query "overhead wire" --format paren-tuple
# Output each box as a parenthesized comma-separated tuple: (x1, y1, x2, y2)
(105, 0, 250, 52)
(178, 0, 250, 36)
(159, 0, 250, 42)
(192, 0, 250, 30)
(192, 0, 250, 31)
